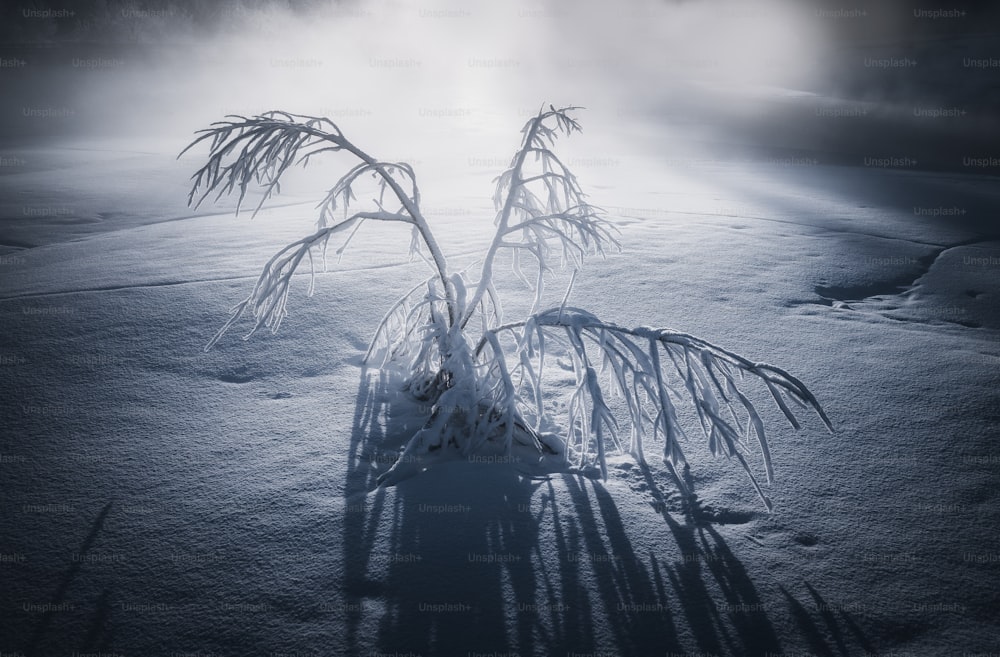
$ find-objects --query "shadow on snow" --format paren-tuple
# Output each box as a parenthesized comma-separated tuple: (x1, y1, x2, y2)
(339, 369, 872, 657)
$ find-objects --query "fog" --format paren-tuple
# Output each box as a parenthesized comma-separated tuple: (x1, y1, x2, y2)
(3, 0, 997, 190)
(8, 0, 827, 152)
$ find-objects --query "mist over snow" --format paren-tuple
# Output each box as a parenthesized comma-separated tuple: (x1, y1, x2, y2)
(4, 0, 826, 151)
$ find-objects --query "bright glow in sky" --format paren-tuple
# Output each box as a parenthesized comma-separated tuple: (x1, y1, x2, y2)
(74, 0, 826, 151)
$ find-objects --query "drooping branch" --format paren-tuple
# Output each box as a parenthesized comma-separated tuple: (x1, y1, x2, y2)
(180, 111, 455, 328)
(475, 307, 834, 509)
(204, 210, 413, 351)
(316, 160, 420, 228)
(180, 111, 343, 217)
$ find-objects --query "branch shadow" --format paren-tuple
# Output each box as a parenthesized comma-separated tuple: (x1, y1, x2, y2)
(25, 501, 113, 657)
(79, 588, 114, 654)
(776, 581, 875, 657)
(339, 370, 870, 656)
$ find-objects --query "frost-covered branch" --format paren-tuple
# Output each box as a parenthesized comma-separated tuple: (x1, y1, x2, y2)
(476, 307, 833, 510)
(462, 105, 620, 329)
(204, 210, 413, 351)
(316, 160, 420, 228)
(181, 111, 455, 329)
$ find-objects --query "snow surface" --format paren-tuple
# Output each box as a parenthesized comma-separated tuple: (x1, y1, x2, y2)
(2, 130, 999, 657)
